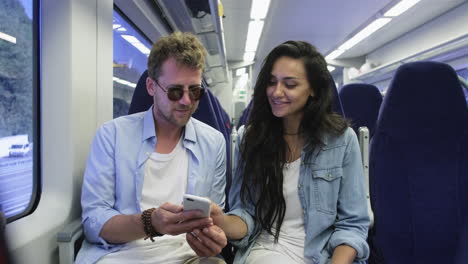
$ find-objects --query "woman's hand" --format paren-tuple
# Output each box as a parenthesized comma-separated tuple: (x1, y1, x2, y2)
(209, 201, 225, 227)
(186, 225, 227, 257)
(209, 202, 248, 240)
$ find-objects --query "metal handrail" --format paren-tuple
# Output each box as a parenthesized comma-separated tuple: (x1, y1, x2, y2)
(208, 0, 229, 83)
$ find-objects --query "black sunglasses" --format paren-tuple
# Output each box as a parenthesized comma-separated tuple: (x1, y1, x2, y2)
(154, 79, 205, 101)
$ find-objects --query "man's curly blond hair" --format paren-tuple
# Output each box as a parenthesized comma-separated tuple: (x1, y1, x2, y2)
(147, 31, 207, 80)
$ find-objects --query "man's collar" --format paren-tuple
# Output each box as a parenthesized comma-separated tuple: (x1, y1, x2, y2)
(142, 105, 197, 143)
(142, 107, 156, 141)
(184, 117, 196, 143)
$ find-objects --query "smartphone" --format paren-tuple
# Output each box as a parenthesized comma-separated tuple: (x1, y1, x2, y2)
(183, 194, 211, 218)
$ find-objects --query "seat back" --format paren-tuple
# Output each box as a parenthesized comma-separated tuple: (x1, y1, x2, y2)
(128, 71, 223, 132)
(369, 61, 468, 263)
(236, 100, 252, 129)
(199, 89, 232, 210)
(339, 83, 382, 227)
(331, 80, 345, 117)
(339, 83, 382, 136)
(128, 70, 152, 115)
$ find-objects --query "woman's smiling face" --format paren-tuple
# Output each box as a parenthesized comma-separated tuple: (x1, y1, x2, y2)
(266, 56, 314, 119)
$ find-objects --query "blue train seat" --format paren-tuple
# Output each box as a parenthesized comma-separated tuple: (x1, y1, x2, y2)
(236, 100, 252, 129)
(338, 83, 382, 227)
(221, 109, 232, 134)
(369, 61, 468, 264)
(339, 83, 382, 137)
(331, 80, 345, 117)
(195, 88, 221, 131)
(200, 89, 233, 211)
(207, 92, 232, 188)
(127, 71, 224, 133)
(208, 90, 228, 137)
(128, 70, 151, 115)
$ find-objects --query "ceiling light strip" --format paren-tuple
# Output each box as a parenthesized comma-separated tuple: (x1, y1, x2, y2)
(250, 0, 271, 20)
(121, 35, 150, 55)
(338, 18, 392, 51)
(325, 0, 421, 62)
(243, 0, 271, 62)
(384, 0, 421, 17)
(245, 20, 264, 52)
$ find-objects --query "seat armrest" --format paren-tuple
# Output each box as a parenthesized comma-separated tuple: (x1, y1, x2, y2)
(358, 127, 374, 227)
(57, 218, 83, 264)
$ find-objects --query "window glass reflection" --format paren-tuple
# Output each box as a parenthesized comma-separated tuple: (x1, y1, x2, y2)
(0, 0, 37, 221)
(113, 10, 152, 118)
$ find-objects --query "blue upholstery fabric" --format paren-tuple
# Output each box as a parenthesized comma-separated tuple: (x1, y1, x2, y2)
(199, 90, 233, 210)
(339, 83, 382, 136)
(457, 111, 468, 264)
(207, 93, 230, 155)
(331, 80, 345, 117)
(128, 70, 152, 115)
(127, 71, 224, 133)
(369, 61, 468, 264)
(128, 70, 223, 132)
(236, 100, 252, 129)
(208, 90, 226, 135)
(192, 89, 221, 131)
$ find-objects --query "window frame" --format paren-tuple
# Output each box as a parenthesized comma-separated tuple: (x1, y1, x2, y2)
(6, 0, 42, 223)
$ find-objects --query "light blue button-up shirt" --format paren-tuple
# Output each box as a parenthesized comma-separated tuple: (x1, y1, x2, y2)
(228, 126, 370, 264)
(76, 107, 226, 264)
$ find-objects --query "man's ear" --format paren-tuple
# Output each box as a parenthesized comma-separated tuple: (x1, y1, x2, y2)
(146, 77, 155, 96)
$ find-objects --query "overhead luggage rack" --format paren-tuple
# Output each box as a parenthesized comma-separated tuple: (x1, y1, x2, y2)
(156, 0, 229, 86)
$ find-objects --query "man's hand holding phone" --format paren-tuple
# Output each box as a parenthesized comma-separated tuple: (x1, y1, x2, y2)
(151, 202, 212, 236)
(182, 194, 211, 217)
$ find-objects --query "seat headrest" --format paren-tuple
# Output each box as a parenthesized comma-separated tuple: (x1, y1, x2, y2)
(339, 83, 382, 135)
(377, 61, 467, 139)
(128, 70, 152, 115)
(330, 80, 345, 117)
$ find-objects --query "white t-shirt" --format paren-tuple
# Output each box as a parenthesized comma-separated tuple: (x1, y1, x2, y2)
(97, 137, 196, 264)
(140, 136, 189, 210)
(247, 158, 310, 264)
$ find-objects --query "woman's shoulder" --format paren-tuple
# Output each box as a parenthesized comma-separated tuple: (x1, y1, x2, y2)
(321, 127, 356, 150)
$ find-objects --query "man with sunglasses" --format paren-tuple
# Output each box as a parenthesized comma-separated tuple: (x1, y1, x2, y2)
(77, 32, 227, 264)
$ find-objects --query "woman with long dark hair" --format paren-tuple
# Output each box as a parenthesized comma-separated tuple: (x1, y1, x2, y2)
(186, 41, 369, 264)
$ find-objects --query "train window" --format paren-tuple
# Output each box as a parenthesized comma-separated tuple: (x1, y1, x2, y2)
(0, 0, 40, 222)
(113, 9, 152, 118)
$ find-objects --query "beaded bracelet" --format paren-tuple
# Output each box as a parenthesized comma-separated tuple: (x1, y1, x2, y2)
(141, 208, 161, 242)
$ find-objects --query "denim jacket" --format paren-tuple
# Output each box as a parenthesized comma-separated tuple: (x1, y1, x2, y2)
(76, 107, 226, 264)
(227, 126, 370, 264)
